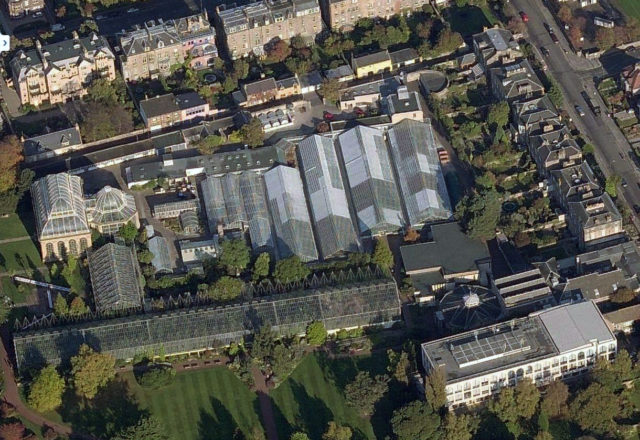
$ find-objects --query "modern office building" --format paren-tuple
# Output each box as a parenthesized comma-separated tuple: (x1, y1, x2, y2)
(421, 301, 617, 408)
(31, 173, 92, 261)
(337, 125, 404, 236)
(264, 165, 318, 262)
(297, 135, 360, 259)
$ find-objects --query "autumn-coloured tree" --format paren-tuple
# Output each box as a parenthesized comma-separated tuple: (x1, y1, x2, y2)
(506, 17, 525, 35)
(266, 39, 291, 63)
(568, 24, 583, 48)
(0, 401, 14, 419)
(0, 136, 23, 193)
(557, 5, 572, 24)
(404, 228, 420, 243)
(55, 5, 66, 17)
(0, 422, 25, 440)
(595, 27, 616, 49)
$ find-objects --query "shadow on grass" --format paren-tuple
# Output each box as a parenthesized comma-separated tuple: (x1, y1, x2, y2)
(58, 379, 145, 438)
(446, 5, 492, 37)
(198, 396, 240, 440)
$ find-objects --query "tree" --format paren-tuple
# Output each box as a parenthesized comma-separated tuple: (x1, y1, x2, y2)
(55, 4, 66, 16)
(239, 117, 264, 148)
(71, 344, 116, 399)
(443, 412, 478, 440)
(118, 221, 139, 244)
(206, 276, 244, 302)
(273, 256, 310, 284)
(387, 349, 411, 386)
(266, 39, 292, 63)
(251, 326, 277, 364)
(112, 416, 168, 440)
(319, 78, 341, 105)
(538, 409, 549, 432)
(137, 249, 154, 265)
(403, 227, 420, 243)
(61, 254, 85, 295)
(534, 432, 553, 440)
(27, 365, 65, 412)
(233, 59, 250, 80)
(391, 400, 440, 440)
(424, 366, 447, 412)
(595, 27, 616, 49)
(323, 422, 351, 440)
(487, 102, 510, 128)
(558, 5, 572, 23)
(80, 102, 134, 142)
(0, 422, 25, 440)
(568, 24, 584, 48)
(87, 78, 119, 105)
(570, 382, 620, 435)
(344, 371, 389, 416)
(371, 238, 393, 269)
(0, 136, 23, 193)
(456, 190, 501, 240)
(136, 365, 176, 389)
(195, 135, 224, 155)
(306, 321, 327, 346)
(592, 349, 632, 391)
(506, 16, 525, 35)
(547, 79, 563, 108)
(219, 239, 251, 275)
(53, 293, 69, 317)
(69, 296, 88, 316)
(290, 434, 310, 440)
(541, 380, 569, 418)
(610, 286, 636, 304)
(514, 379, 540, 421)
(489, 387, 518, 424)
(252, 252, 270, 282)
(582, 143, 595, 155)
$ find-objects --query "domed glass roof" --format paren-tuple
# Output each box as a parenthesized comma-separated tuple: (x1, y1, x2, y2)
(87, 186, 137, 225)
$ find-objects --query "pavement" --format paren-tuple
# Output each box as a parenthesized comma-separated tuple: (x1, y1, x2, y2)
(513, 0, 640, 227)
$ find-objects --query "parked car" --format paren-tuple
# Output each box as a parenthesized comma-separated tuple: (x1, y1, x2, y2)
(550, 32, 559, 44)
(32, 11, 43, 17)
(622, 178, 628, 188)
(574, 105, 585, 116)
(541, 47, 550, 57)
(519, 11, 529, 22)
(127, 7, 139, 12)
(323, 111, 334, 121)
(634, 204, 640, 214)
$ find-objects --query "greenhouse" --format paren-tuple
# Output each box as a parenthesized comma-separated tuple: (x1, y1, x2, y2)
(337, 126, 405, 236)
(85, 186, 139, 235)
(298, 135, 361, 259)
(264, 165, 318, 262)
(387, 119, 452, 226)
(13, 273, 401, 368)
(88, 243, 143, 313)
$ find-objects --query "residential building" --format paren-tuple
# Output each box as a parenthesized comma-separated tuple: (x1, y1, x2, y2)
(31, 173, 92, 261)
(85, 186, 140, 235)
(400, 222, 490, 294)
(557, 269, 635, 304)
(337, 125, 404, 236)
(436, 285, 503, 333)
(622, 63, 640, 95)
(338, 76, 401, 110)
(88, 243, 143, 313)
(512, 95, 559, 143)
(472, 27, 522, 69)
(119, 13, 217, 82)
(551, 162, 601, 211)
(321, 0, 431, 31)
(215, 0, 323, 59)
(324, 64, 354, 83)
(351, 50, 392, 79)
(264, 165, 318, 262)
(242, 77, 278, 106)
(594, 17, 614, 28)
(125, 145, 286, 188)
(489, 60, 545, 103)
(6, 0, 44, 18)
(389, 48, 420, 70)
(492, 268, 556, 314)
(23, 125, 82, 163)
(139, 92, 210, 130)
(201, 171, 275, 253)
(148, 236, 172, 273)
(604, 304, 640, 334)
(387, 119, 452, 226)
(528, 129, 582, 175)
(298, 135, 361, 259)
(11, 32, 116, 107)
(382, 86, 425, 124)
(299, 70, 322, 93)
(421, 301, 617, 408)
(568, 193, 624, 250)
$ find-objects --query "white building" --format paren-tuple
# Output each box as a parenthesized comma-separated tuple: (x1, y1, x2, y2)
(421, 301, 616, 408)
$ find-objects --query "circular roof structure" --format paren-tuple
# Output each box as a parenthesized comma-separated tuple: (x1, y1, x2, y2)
(88, 186, 137, 225)
(420, 71, 448, 94)
(439, 285, 502, 333)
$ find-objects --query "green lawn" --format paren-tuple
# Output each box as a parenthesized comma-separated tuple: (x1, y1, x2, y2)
(0, 239, 43, 273)
(124, 368, 263, 440)
(447, 4, 499, 37)
(270, 353, 396, 440)
(0, 214, 30, 241)
(615, 0, 640, 20)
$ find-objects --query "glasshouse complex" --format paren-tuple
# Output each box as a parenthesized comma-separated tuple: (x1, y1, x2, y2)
(14, 272, 401, 368)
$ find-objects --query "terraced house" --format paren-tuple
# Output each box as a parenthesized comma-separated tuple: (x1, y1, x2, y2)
(215, 0, 323, 59)
(11, 32, 116, 107)
(119, 12, 217, 82)
(321, 0, 435, 31)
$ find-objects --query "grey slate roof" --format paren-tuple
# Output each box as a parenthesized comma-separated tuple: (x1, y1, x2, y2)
(140, 94, 180, 118)
(88, 243, 142, 312)
(400, 223, 489, 274)
(23, 126, 82, 156)
(352, 50, 391, 69)
(604, 304, 640, 325)
(389, 48, 419, 65)
(175, 92, 206, 110)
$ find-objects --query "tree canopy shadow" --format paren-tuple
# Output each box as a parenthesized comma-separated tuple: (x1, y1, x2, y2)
(198, 396, 239, 440)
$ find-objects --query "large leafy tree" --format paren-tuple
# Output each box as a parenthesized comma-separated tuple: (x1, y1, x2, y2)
(27, 365, 65, 412)
(371, 238, 393, 269)
(0, 136, 23, 193)
(541, 380, 569, 418)
(425, 366, 448, 412)
(455, 190, 501, 240)
(0, 422, 25, 440)
(344, 371, 389, 416)
(111, 416, 168, 440)
(443, 412, 479, 440)
(219, 239, 251, 275)
(391, 400, 440, 440)
(206, 276, 244, 302)
(273, 256, 310, 284)
(514, 379, 540, 421)
(318, 78, 341, 104)
(570, 382, 620, 435)
(118, 221, 139, 244)
(252, 252, 271, 282)
(387, 349, 411, 386)
(322, 422, 352, 440)
(305, 321, 327, 346)
(71, 344, 116, 399)
(487, 101, 510, 128)
(239, 117, 265, 148)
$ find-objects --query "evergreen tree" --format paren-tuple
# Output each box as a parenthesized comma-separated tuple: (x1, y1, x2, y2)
(371, 239, 393, 269)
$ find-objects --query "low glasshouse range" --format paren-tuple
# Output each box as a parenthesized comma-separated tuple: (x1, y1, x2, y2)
(13, 267, 401, 368)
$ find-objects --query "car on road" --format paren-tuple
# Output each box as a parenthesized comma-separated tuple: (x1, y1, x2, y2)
(541, 47, 550, 57)
(622, 178, 628, 188)
(550, 32, 559, 44)
(574, 105, 585, 116)
(127, 7, 139, 12)
(32, 11, 43, 17)
(634, 205, 640, 214)
(519, 11, 529, 22)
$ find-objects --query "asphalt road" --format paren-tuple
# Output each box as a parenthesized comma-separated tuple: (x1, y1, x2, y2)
(512, 0, 640, 214)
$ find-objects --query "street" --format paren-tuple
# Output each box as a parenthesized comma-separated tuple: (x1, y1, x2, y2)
(512, 0, 640, 216)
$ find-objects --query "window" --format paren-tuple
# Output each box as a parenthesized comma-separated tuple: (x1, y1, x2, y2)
(57, 241, 66, 258)
(46, 243, 54, 258)
(68, 239, 78, 255)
